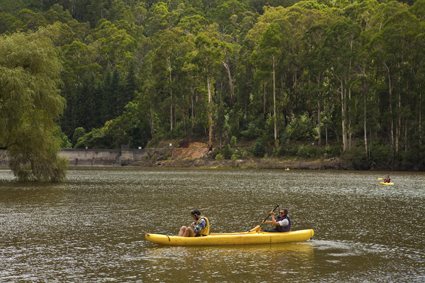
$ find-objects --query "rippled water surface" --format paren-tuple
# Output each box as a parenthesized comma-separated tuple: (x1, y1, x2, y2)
(1, 168, 424, 282)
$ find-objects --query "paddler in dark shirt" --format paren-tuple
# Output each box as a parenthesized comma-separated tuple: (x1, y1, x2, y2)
(262, 208, 291, 232)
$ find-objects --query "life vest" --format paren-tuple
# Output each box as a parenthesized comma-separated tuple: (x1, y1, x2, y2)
(385, 178, 391, 183)
(276, 215, 291, 232)
(196, 216, 210, 236)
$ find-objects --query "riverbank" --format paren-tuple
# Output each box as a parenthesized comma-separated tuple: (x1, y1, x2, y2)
(129, 156, 351, 170)
(127, 139, 352, 170)
(0, 139, 351, 170)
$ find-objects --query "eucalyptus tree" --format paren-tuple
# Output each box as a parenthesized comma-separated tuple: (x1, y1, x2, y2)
(368, 3, 413, 157)
(0, 26, 68, 181)
(153, 27, 194, 133)
(139, 50, 159, 138)
(320, 18, 361, 151)
(191, 30, 226, 148)
(285, 3, 337, 145)
(411, 1, 425, 145)
(91, 20, 137, 68)
(257, 22, 282, 141)
(207, 0, 248, 37)
(303, 23, 329, 146)
(380, 11, 419, 154)
(146, 2, 172, 36)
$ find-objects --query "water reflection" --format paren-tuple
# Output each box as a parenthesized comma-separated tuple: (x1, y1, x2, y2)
(144, 242, 315, 281)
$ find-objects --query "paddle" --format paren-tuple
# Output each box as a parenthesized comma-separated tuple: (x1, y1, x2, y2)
(247, 204, 279, 233)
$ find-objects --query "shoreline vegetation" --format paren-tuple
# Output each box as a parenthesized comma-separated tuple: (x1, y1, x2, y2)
(127, 139, 356, 171)
(129, 156, 350, 170)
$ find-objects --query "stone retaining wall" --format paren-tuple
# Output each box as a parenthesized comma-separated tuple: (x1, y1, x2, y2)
(0, 146, 207, 167)
(59, 147, 148, 166)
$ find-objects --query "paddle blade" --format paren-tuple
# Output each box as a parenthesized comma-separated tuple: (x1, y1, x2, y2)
(378, 178, 383, 180)
(247, 225, 262, 233)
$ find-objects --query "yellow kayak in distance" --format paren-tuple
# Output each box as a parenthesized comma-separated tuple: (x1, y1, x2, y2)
(145, 229, 314, 246)
(380, 182, 394, 185)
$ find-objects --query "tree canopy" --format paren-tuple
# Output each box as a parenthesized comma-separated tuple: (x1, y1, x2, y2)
(1, 0, 425, 170)
(0, 25, 68, 181)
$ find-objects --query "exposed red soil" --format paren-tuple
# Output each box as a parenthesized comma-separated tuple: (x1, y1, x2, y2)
(170, 141, 209, 159)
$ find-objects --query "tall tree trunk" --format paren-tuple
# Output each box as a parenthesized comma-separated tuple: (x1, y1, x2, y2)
(294, 74, 298, 115)
(219, 81, 223, 150)
(273, 56, 277, 141)
(341, 80, 347, 151)
(384, 63, 394, 157)
(364, 86, 367, 157)
(263, 80, 266, 119)
(169, 60, 173, 131)
(317, 72, 321, 146)
(369, 127, 372, 158)
(348, 87, 352, 150)
(281, 76, 287, 126)
(419, 92, 422, 145)
(150, 104, 154, 137)
(222, 51, 234, 108)
(191, 85, 194, 130)
(405, 120, 408, 152)
(207, 75, 213, 150)
(326, 123, 328, 146)
(397, 91, 401, 153)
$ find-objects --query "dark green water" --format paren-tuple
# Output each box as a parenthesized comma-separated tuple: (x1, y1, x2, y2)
(1, 168, 424, 282)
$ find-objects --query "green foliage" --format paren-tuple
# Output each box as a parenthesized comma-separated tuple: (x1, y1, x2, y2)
(72, 127, 86, 146)
(221, 144, 234, 159)
(231, 136, 237, 146)
(241, 118, 264, 140)
(369, 143, 391, 167)
(0, 25, 67, 181)
(253, 138, 265, 157)
(346, 146, 370, 170)
(74, 128, 107, 149)
(286, 114, 317, 141)
(215, 153, 224, 161)
(54, 126, 72, 149)
(168, 121, 187, 139)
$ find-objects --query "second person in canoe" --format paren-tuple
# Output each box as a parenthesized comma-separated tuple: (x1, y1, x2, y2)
(262, 208, 291, 232)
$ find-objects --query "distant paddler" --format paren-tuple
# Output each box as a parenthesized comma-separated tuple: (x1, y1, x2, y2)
(384, 175, 391, 183)
(378, 175, 391, 183)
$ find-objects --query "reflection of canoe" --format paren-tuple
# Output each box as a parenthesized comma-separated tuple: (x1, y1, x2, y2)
(380, 182, 394, 185)
(145, 229, 314, 246)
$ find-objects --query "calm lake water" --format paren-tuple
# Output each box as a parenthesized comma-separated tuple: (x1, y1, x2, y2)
(0, 168, 424, 282)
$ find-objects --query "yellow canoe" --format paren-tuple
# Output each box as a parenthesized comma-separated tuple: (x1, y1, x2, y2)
(145, 229, 314, 246)
(380, 182, 394, 185)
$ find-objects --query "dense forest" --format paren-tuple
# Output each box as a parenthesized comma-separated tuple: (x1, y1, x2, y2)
(1, 0, 425, 170)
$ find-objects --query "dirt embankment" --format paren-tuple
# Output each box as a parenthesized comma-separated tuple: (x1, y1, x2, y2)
(129, 141, 351, 170)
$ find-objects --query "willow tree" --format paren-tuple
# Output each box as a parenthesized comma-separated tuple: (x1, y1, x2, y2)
(0, 26, 68, 181)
